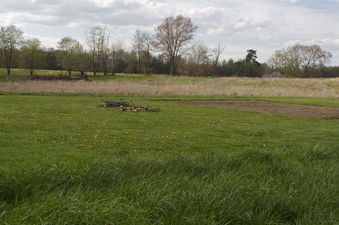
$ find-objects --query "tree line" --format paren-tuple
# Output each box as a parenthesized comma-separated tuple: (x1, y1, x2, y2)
(0, 15, 338, 78)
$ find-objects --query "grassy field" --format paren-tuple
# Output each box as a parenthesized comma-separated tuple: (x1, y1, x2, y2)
(1, 69, 338, 224)
(0, 94, 338, 224)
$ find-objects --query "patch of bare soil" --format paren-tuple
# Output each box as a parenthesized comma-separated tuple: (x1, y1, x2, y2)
(174, 100, 339, 119)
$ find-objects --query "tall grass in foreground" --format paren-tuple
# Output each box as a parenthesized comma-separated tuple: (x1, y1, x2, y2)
(0, 148, 337, 224)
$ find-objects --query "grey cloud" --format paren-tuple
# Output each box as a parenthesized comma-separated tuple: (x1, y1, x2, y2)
(0, 0, 338, 64)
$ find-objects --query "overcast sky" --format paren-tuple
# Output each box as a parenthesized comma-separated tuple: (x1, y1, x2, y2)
(1, 0, 339, 65)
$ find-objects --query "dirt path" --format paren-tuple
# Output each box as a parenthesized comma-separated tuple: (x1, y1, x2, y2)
(174, 100, 339, 119)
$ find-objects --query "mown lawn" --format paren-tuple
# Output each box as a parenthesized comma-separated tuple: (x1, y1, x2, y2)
(0, 94, 338, 224)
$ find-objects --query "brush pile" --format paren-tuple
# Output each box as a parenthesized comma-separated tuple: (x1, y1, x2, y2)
(102, 100, 160, 112)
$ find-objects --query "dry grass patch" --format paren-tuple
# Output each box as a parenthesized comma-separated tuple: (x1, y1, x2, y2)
(0, 77, 339, 98)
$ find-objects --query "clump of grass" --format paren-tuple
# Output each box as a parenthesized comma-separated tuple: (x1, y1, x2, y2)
(0, 151, 337, 224)
(305, 145, 338, 162)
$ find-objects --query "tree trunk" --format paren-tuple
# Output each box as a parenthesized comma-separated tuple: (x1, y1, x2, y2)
(138, 59, 142, 74)
(146, 45, 151, 74)
(6, 66, 11, 76)
(138, 51, 142, 74)
(103, 63, 107, 76)
(93, 61, 96, 76)
(4, 49, 11, 75)
(30, 69, 33, 76)
(169, 65, 174, 75)
(80, 71, 88, 80)
(68, 70, 72, 79)
(92, 53, 96, 76)
(169, 61, 176, 75)
(7, 49, 13, 76)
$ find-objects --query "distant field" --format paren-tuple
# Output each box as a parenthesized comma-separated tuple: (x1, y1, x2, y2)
(0, 68, 107, 77)
(0, 94, 338, 224)
(0, 68, 339, 98)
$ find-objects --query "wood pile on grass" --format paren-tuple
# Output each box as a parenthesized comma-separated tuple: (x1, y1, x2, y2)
(102, 100, 160, 112)
(102, 100, 130, 108)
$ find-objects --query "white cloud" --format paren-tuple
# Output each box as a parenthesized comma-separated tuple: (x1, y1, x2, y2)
(0, 0, 338, 64)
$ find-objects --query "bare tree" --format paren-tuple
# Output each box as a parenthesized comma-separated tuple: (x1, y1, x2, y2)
(189, 42, 210, 65)
(267, 49, 288, 71)
(86, 25, 110, 76)
(303, 45, 332, 72)
(268, 44, 332, 76)
(212, 42, 225, 67)
(183, 42, 211, 76)
(153, 15, 198, 75)
(286, 44, 305, 70)
(86, 26, 100, 76)
(20, 38, 44, 76)
(134, 30, 144, 73)
(97, 26, 110, 75)
(110, 40, 125, 75)
(0, 25, 23, 75)
(133, 30, 152, 74)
